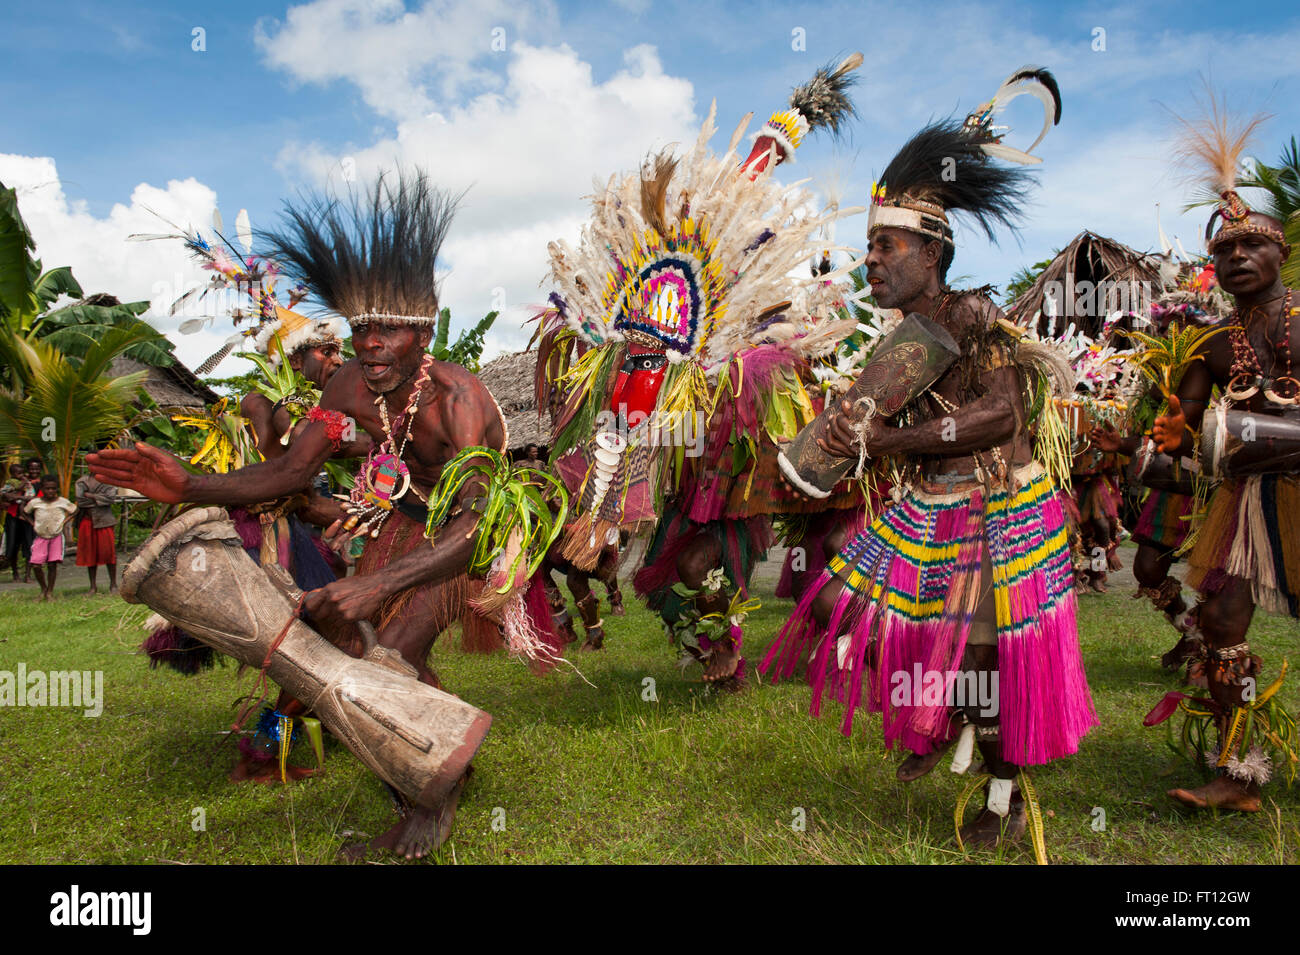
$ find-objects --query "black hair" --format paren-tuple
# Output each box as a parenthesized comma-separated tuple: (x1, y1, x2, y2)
(41, 473, 57, 485)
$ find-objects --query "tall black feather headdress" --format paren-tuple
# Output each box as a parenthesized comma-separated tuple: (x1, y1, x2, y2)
(868, 66, 1062, 248)
(260, 170, 461, 328)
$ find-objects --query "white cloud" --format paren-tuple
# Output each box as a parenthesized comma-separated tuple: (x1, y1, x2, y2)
(268, 40, 700, 355)
(0, 153, 243, 373)
(254, 0, 556, 121)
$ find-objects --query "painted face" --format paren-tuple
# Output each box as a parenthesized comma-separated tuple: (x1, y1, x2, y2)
(866, 227, 938, 310)
(609, 344, 669, 425)
(1213, 216, 1288, 298)
(293, 341, 344, 389)
(350, 323, 430, 394)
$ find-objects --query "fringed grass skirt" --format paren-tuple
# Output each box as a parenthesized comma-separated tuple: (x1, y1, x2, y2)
(1132, 488, 1194, 553)
(1187, 474, 1300, 617)
(761, 461, 1096, 766)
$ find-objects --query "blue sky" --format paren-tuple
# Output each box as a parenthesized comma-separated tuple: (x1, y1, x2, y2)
(3, 0, 1297, 370)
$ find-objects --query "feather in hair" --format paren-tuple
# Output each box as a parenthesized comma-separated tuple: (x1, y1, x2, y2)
(1170, 86, 1271, 198)
(878, 120, 1037, 242)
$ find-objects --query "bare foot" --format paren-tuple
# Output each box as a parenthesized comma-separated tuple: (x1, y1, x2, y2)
(557, 618, 579, 645)
(1167, 775, 1261, 812)
(1090, 577, 1108, 594)
(1161, 635, 1197, 670)
(609, 592, 625, 616)
(580, 626, 605, 652)
(959, 799, 1027, 850)
(346, 773, 468, 861)
(702, 640, 740, 683)
(228, 755, 318, 784)
(896, 738, 956, 782)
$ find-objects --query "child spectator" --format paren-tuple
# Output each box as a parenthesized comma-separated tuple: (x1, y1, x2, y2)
(24, 475, 76, 601)
(75, 468, 119, 594)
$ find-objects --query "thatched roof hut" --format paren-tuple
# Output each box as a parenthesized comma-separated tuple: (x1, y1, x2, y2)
(478, 349, 550, 453)
(109, 355, 218, 411)
(1007, 231, 1165, 339)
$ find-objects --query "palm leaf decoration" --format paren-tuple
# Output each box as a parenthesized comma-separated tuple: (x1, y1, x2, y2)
(425, 446, 567, 592)
(238, 339, 320, 444)
(171, 397, 260, 474)
(1126, 320, 1226, 400)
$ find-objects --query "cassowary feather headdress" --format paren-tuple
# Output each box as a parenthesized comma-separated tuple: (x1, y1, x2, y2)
(260, 170, 461, 328)
(868, 66, 1062, 247)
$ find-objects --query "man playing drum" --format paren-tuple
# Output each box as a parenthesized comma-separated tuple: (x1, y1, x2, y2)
(1150, 101, 1300, 811)
(90, 172, 512, 859)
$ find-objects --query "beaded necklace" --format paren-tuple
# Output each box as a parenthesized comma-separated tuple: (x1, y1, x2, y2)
(342, 353, 434, 539)
(1226, 290, 1297, 405)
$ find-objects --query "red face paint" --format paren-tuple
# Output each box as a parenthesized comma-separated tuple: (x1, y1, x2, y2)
(610, 344, 669, 423)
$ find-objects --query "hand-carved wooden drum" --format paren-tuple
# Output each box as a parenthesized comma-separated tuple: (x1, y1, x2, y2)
(1201, 404, 1300, 480)
(121, 506, 491, 810)
(778, 312, 960, 498)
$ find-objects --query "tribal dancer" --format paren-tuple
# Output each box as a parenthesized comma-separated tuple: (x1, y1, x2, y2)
(536, 56, 868, 685)
(1092, 265, 1229, 668)
(91, 171, 561, 858)
(135, 216, 348, 779)
(1146, 100, 1300, 811)
(763, 68, 1098, 853)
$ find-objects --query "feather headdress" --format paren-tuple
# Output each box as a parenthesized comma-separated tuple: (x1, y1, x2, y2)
(1170, 89, 1287, 253)
(742, 52, 863, 172)
(131, 206, 338, 374)
(539, 61, 865, 566)
(260, 170, 461, 328)
(868, 66, 1061, 246)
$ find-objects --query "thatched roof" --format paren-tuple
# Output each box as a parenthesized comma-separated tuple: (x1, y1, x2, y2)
(478, 349, 550, 452)
(110, 355, 218, 411)
(1007, 231, 1165, 339)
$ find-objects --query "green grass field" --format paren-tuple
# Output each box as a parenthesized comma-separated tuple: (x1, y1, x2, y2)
(1, 571, 1298, 865)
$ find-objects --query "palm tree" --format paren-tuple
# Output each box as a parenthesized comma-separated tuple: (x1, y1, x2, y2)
(0, 182, 174, 390)
(0, 181, 166, 490)
(0, 327, 151, 496)
(1239, 137, 1300, 287)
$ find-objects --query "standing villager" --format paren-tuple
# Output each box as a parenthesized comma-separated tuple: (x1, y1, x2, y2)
(3, 463, 36, 582)
(75, 468, 119, 594)
(537, 56, 869, 685)
(763, 68, 1097, 854)
(1146, 97, 1300, 810)
(90, 170, 565, 859)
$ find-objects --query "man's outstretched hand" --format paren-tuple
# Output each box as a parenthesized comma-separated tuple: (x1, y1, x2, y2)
(85, 442, 191, 504)
(1152, 395, 1187, 455)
